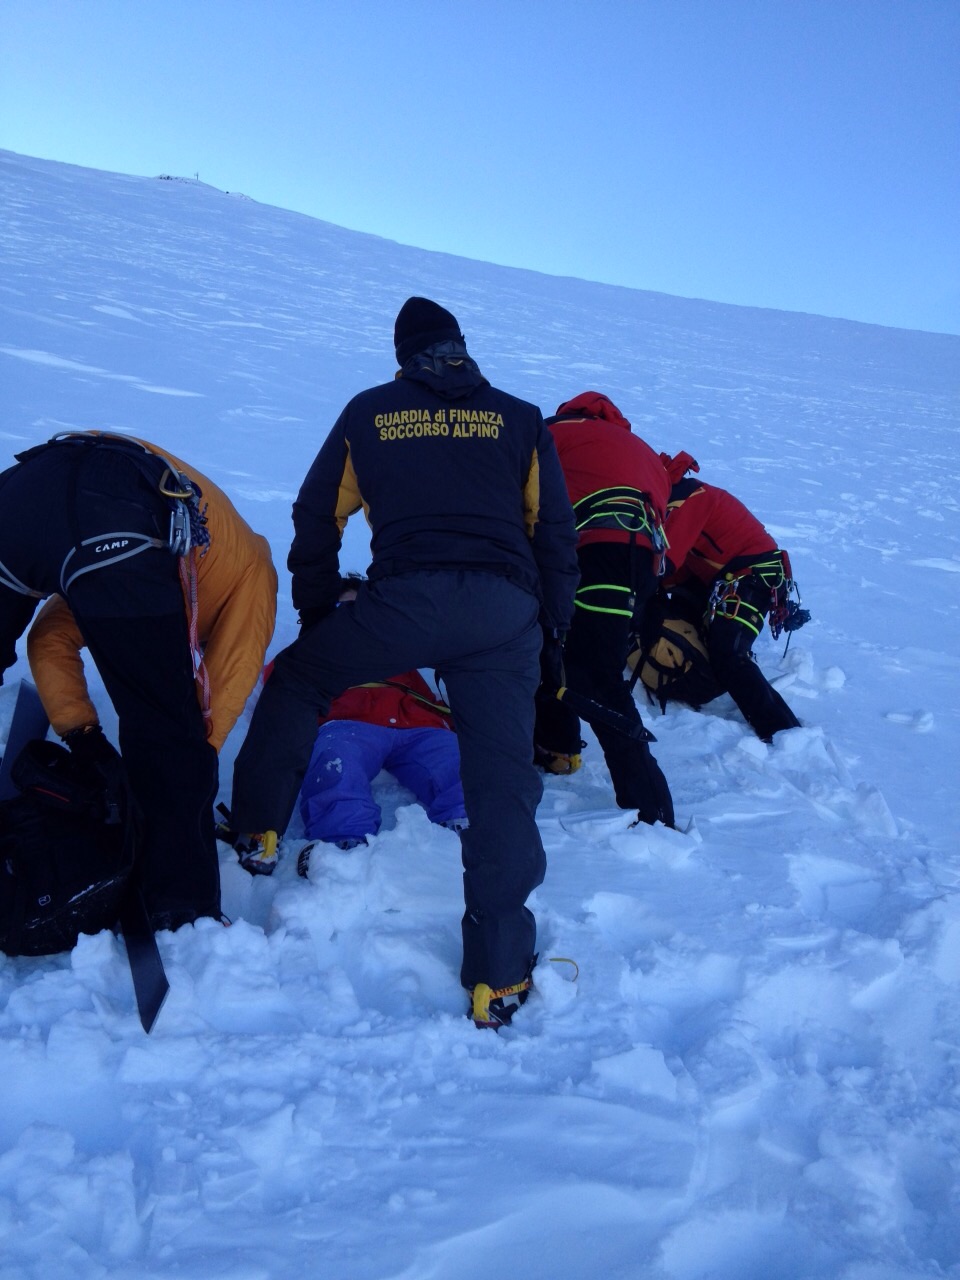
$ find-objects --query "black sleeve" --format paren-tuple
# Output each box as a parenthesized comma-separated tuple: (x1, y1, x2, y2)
(0, 588, 40, 678)
(529, 417, 579, 631)
(288, 412, 357, 615)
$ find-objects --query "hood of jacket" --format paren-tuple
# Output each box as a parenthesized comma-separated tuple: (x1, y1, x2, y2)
(399, 339, 488, 401)
(659, 450, 700, 485)
(553, 391, 631, 430)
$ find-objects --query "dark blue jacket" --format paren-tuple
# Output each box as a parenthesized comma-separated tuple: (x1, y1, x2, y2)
(289, 347, 579, 629)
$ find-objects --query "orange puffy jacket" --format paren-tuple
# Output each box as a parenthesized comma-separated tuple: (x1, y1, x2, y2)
(26, 437, 278, 752)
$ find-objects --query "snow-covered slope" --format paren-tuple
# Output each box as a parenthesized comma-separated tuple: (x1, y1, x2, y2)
(1, 149, 959, 1280)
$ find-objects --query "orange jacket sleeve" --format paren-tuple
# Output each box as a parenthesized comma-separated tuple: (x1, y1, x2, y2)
(198, 536, 278, 750)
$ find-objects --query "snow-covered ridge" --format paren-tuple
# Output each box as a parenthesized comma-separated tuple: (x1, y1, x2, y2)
(156, 173, 252, 202)
(1, 148, 959, 1280)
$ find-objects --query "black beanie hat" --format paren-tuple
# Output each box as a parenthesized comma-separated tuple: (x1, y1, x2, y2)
(394, 297, 463, 364)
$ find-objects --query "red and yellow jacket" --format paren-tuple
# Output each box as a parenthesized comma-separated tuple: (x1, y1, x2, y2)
(261, 661, 453, 732)
(321, 669, 452, 731)
(663, 476, 779, 586)
(26, 437, 278, 752)
(544, 392, 670, 553)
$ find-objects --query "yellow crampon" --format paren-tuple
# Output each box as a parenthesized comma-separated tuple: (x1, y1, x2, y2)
(235, 829, 278, 876)
(540, 749, 582, 776)
(471, 977, 532, 1029)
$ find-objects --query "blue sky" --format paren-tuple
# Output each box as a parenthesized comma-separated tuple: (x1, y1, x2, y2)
(1, 0, 957, 334)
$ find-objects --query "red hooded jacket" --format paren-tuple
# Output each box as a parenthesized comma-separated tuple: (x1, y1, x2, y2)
(322, 669, 452, 731)
(545, 393, 670, 552)
(663, 477, 779, 585)
(262, 663, 452, 732)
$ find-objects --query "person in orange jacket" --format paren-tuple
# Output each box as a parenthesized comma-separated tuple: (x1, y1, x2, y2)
(294, 669, 467, 877)
(0, 431, 277, 930)
(28, 546, 276, 755)
(661, 451, 802, 741)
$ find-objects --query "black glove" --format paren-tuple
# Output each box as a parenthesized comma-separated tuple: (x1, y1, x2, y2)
(539, 627, 567, 695)
(63, 724, 125, 824)
(63, 723, 118, 765)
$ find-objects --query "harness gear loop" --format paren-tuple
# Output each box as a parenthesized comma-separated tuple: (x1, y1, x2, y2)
(705, 551, 809, 645)
(574, 580, 635, 617)
(159, 467, 195, 500)
(59, 531, 168, 595)
(572, 486, 668, 574)
(48, 432, 211, 560)
(0, 556, 46, 599)
(706, 577, 765, 637)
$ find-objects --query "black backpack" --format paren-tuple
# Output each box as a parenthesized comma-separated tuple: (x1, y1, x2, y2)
(0, 740, 136, 956)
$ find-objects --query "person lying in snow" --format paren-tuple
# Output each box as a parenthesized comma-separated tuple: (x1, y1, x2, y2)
(660, 451, 804, 742)
(292, 668, 467, 878)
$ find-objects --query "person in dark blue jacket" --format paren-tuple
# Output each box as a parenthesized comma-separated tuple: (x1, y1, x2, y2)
(229, 297, 579, 1029)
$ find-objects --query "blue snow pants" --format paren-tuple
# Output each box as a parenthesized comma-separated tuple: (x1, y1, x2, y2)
(298, 720, 466, 843)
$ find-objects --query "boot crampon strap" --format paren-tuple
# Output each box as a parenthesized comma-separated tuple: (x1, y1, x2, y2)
(534, 744, 582, 776)
(215, 804, 279, 877)
(470, 978, 531, 1030)
(470, 959, 579, 1030)
(233, 830, 278, 877)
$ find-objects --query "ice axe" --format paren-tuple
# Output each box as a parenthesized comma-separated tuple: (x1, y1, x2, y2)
(554, 685, 657, 743)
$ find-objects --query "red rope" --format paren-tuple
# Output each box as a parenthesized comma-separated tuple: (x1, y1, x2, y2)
(179, 552, 211, 726)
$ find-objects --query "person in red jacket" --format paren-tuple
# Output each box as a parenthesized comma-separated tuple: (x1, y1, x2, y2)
(295, 669, 466, 875)
(661, 451, 802, 741)
(535, 392, 674, 827)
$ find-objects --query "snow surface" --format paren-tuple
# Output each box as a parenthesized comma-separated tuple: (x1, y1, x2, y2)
(1, 149, 959, 1280)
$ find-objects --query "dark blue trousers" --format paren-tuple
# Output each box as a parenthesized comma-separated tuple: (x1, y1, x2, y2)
(232, 570, 544, 989)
